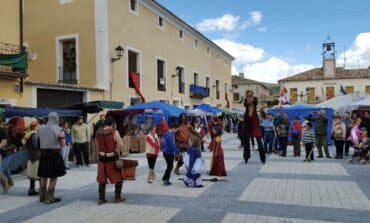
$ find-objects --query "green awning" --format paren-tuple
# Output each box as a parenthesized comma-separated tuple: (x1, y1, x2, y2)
(0, 51, 28, 69)
(62, 100, 124, 114)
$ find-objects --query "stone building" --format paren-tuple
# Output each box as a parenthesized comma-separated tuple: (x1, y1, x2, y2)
(279, 37, 370, 104)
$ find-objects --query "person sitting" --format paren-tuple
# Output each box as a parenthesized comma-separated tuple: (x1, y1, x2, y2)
(183, 137, 204, 187)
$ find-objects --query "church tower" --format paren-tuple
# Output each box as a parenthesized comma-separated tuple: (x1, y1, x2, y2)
(322, 36, 336, 78)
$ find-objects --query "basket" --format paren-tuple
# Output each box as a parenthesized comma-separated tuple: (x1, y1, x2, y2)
(121, 159, 139, 180)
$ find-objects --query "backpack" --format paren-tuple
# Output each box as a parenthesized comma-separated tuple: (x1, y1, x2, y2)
(276, 124, 287, 137)
(333, 123, 344, 140)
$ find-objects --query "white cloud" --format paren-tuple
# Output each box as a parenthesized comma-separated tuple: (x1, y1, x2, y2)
(257, 26, 267, 32)
(213, 39, 265, 64)
(196, 14, 239, 32)
(197, 11, 263, 32)
(337, 32, 370, 68)
(241, 11, 263, 29)
(240, 57, 315, 83)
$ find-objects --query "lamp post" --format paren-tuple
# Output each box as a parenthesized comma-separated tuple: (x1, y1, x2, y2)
(110, 45, 124, 101)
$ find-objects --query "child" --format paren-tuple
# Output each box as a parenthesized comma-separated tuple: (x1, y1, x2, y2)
(183, 137, 204, 187)
(301, 122, 315, 162)
(209, 126, 227, 176)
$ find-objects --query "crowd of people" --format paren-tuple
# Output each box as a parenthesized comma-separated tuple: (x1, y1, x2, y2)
(0, 90, 369, 205)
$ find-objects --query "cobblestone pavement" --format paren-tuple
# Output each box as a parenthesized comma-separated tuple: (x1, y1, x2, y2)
(1, 133, 370, 223)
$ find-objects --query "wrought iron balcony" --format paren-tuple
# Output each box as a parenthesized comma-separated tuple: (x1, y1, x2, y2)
(58, 66, 77, 84)
(189, 84, 208, 98)
(0, 42, 28, 78)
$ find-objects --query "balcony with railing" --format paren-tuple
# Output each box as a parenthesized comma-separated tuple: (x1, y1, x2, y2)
(58, 65, 77, 84)
(0, 42, 28, 78)
(189, 84, 208, 98)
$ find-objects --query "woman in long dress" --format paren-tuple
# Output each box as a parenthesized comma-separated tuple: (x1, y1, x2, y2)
(209, 126, 226, 176)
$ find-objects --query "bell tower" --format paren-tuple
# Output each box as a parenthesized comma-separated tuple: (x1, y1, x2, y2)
(322, 36, 336, 78)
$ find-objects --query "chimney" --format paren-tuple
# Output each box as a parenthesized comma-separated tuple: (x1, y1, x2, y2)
(239, 73, 244, 78)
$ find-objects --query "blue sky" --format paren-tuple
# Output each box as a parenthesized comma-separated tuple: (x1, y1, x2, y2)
(157, 0, 370, 83)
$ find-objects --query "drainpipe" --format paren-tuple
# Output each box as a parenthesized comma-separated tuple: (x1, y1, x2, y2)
(19, 0, 24, 93)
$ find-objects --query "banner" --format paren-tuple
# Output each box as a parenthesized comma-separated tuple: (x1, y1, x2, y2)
(130, 72, 145, 102)
(0, 51, 28, 69)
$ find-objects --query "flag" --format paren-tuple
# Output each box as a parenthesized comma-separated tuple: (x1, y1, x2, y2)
(279, 86, 290, 106)
(340, 85, 347, 95)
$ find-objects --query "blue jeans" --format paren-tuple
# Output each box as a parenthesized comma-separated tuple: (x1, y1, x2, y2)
(263, 131, 274, 153)
(1, 155, 12, 178)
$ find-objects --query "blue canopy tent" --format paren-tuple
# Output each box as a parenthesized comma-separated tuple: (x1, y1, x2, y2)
(268, 104, 334, 145)
(4, 106, 82, 118)
(110, 101, 187, 126)
(196, 103, 222, 116)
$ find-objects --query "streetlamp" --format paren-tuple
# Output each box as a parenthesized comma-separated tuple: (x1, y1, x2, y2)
(110, 45, 124, 100)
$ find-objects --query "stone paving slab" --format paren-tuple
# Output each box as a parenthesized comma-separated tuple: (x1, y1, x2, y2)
(239, 178, 370, 210)
(221, 213, 342, 223)
(259, 162, 349, 176)
(22, 201, 180, 223)
(0, 196, 35, 214)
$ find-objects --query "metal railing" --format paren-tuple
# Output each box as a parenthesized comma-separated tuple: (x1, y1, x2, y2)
(0, 42, 27, 76)
(57, 66, 77, 84)
(189, 84, 208, 98)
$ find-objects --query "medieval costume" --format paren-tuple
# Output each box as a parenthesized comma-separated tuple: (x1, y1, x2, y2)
(23, 122, 40, 196)
(96, 117, 125, 205)
(183, 146, 204, 187)
(209, 135, 227, 177)
(241, 91, 266, 163)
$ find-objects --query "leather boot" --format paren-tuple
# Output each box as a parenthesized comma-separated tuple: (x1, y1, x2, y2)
(113, 181, 125, 203)
(147, 169, 153, 183)
(0, 174, 9, 194)
(44, 189, 61, 204)
(98, 184, 107, 205)
(39, 186, 47, 202)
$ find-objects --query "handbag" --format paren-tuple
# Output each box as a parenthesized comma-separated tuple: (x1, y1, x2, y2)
(115, 159, 124, 170)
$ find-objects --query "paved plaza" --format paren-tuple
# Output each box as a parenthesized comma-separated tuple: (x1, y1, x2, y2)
(1, 133, 370, 223)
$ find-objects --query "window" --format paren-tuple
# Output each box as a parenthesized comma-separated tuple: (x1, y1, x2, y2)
(290, 88, 297, 103)
(215, 80, 220, 99)
(195, 39, 198, 47)
(233, 93, 240, 102)
(158, 16, 164, 28)
(128, 50, 140, 88)
(179, 30, 183, 39)
(157, 59, 166, 91)
(207, 47, 210, 54)
(193, 72, 199, 85)
(184, 105, 191, 110)
(326, 86, 334, 100)
(307, 87, 315, 103)
(130, 0, 137, 12)
(366, 86, 370, 94)
(345, 86, 354, 94)
(206, 77, 210, 97)
(57, 37, 77, 84)
(217, 54, 219, 60)
(177, 67, 185, 94)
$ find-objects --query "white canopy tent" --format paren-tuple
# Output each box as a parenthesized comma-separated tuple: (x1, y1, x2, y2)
(348, 97, 370, 110)
(316, 93, 370, 111)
